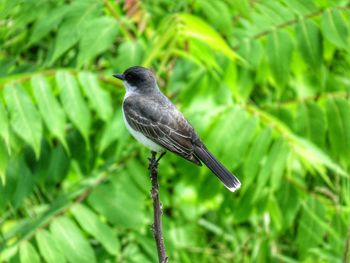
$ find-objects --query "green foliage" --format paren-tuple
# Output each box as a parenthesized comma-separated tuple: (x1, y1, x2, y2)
(0, 0, 350, 262)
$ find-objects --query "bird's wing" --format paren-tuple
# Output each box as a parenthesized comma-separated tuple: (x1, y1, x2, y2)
(123, 94, 201, 165)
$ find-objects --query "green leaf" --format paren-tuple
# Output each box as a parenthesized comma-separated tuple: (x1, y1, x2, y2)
(0, 139, 8, 181)
(46, 145, 70, 184)
(78, 72, 113, 122)
(0, 103, 10, 154)
(56, 71, 91, 143)
(327, 98, 345, 158)
(296, 199, 327, 257)
(268, 195, 283, 231)
(50, 217, 96, 263)
(49, 0, 102, 64)
(327, 98, 350, 167)
(237, 40, 262, 69)
(31, 75, 68, 150)
(29, 5, 68, 45)
(233, 116, 259, 165)
(11, 158, 34, 208)
(243, 126, 273, 187)
(296, 19, 322, 69)
(3, 157, 34, 208)
(266, 30, 293, 87)
(270, 139, 289, 191)
(336, 98, 350, 167)
(20, 241, 40, 263)
(36, 230, 66, 263)
(253, 137, 289, 195)
(71, 204, 120, 255)
(99, 110, 124, 153)
(88, 172, 146, 228)
(321, 8, 349, 50)
(277, 183, 300, 229)
(293, 136, 347, 181)
(77, 17, 119, 67)
(4, 83, 42, 158)
(309, 103, 325, 142)
(296, 102, 326, 149)
(113, 40, 145, 70)
(283, 0, 317, 15)
(178, 13, 238, 61)
(197, 0, 232, 35)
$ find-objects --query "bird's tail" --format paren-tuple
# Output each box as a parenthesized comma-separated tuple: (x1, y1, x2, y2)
(194, 146, 241, 192)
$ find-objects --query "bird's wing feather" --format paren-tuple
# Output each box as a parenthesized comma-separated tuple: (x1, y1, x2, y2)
(123, 94, 201, 165)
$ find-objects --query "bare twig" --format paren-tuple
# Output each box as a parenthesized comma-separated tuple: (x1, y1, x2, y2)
(148, 151, 168, 263)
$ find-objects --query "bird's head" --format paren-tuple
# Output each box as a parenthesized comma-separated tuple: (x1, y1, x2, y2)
(113, 66, 157, 92)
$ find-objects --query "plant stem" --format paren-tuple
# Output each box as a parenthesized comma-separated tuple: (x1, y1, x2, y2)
(148, 151, 168, 263)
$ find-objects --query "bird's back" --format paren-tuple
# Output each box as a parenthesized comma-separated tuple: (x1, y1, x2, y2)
(123, 90, 202, 165)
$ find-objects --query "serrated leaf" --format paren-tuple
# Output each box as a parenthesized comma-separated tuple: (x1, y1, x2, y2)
(49, 0, 102, 64)
(266, 30, 293, 87)
(4, 83, 42, 158)
(71, 204, 120, 255)
(56, 71, 90, 143)
(36, 230, 66, 263)
(77, 17, 119, 67)
(78, 72, 113, 121)
(29, 5, 68, 45)
(50, 217, 96, 263)
(20, 241, 40, 263)
(31, 76, 68, 150)
(321, 8, 349, 50)
(0, 103, 10, 154)
(296, 20, 322, 69)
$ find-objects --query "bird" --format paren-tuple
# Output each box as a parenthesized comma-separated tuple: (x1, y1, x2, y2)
(113, 66, 241, 192)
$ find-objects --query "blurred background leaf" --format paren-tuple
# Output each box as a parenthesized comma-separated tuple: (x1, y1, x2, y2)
(0, 0, 349, 262)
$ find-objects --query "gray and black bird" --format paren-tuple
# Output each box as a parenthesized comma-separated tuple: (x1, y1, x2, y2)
(113, 66, 241, 192)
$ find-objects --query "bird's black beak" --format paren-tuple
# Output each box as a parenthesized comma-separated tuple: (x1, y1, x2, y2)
(113, 73, 125, 80)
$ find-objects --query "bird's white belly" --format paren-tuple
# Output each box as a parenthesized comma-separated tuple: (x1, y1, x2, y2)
(122, 109, 163, 152)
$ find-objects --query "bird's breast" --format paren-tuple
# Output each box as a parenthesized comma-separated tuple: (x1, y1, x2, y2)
(121, 105, 163, 152)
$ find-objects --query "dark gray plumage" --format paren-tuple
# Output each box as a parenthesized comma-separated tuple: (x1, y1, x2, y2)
(114, 66, 241, 192)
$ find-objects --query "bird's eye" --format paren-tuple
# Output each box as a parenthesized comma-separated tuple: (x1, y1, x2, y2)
(126, 72, 141, 82)
(125, 73, 135, 81)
